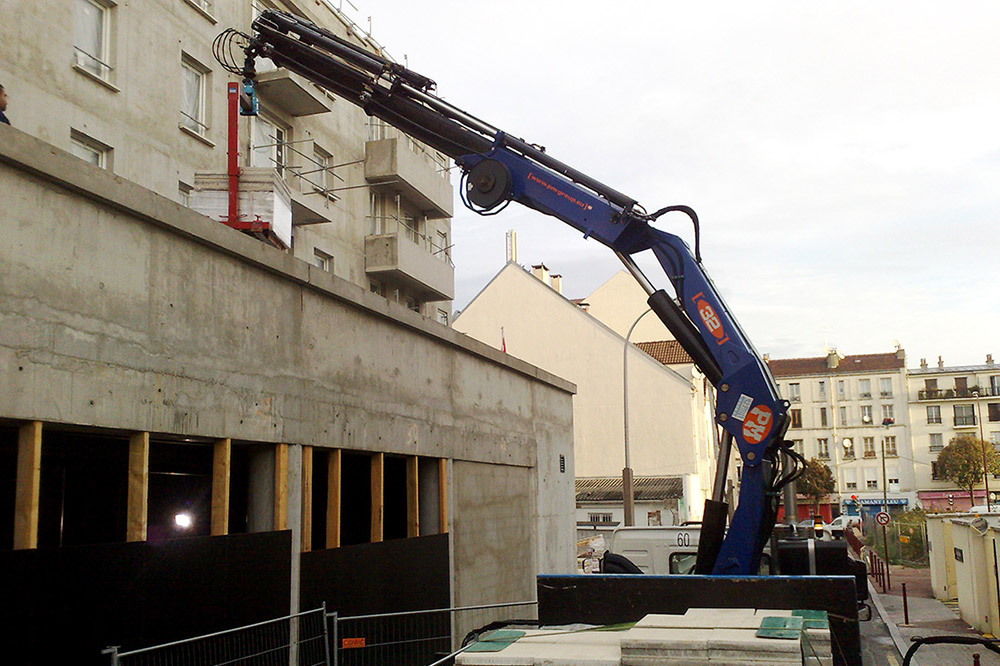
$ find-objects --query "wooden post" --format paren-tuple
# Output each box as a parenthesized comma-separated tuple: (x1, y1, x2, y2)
(301, 446, 313, 552)
(14, 421, 42, 549)
(211, 438, 231, 536)
(371, 452, 384, 543)
(407, 456, 419, 538)
(126, 432, 149, 542)
(274, 444, 288, 531)
(326, 449, 341, 549)
(438, 458, 448, 534)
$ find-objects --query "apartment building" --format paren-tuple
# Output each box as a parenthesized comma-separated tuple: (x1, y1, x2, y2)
(768, 349, 915, 518)
(908, 355, 1000, 511)
(2, 0, 453, 322)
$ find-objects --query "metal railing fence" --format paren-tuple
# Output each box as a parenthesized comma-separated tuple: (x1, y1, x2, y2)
(330, 600, 537, 666)
(863, 515, 929, 567)
(105, 606, 329, 666)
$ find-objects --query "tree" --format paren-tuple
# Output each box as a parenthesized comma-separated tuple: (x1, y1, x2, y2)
(797, 458, 836, 514)
(936, 434, 1000, 505)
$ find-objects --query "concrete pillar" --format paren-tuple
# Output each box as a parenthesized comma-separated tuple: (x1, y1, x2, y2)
(301, 446, 312, 552)
(287, 444, 303, 616)
(248, 444, 275, 532)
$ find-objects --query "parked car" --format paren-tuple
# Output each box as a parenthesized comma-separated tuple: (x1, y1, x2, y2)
(966, 505, 998, 514)
(829, 515, 861, 537)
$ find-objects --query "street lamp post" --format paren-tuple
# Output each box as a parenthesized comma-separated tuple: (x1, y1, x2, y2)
(973, 391, 991, 512)
(622, 307, 653, 527)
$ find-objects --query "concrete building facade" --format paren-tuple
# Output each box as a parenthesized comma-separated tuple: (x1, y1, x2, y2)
(0, 1, 575, 659)
(908, 356, 1000, 511)
(453, 263, 718, 527)
(767, 349, 915, 519)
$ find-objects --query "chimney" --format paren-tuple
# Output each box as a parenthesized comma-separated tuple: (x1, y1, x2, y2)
(531, 263, 550, 286)
(895, 346, 905, 361)
(505, 229, 518, 264)
(988, 354, 995, 365)
(550, 274, 563, 294)
(920, 358, 928, 370)
(938, 356, 944, 369)
(826, 349, 839, 369)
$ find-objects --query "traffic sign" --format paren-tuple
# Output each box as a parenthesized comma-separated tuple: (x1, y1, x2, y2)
(875, 511, 890, 526)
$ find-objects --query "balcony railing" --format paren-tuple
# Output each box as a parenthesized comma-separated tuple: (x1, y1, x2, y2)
(919, 386, 1000, 400)
(955, 416, 978, 427)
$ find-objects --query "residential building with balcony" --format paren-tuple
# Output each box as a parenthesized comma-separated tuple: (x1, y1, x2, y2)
(908, 355, 1000, 511)
(767, 348, 915, 519)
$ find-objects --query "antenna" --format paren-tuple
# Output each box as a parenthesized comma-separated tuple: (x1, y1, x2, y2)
(506, 229, 518, 264)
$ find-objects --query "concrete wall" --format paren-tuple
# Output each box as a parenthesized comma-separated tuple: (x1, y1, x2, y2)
(0, 125, 575, 604)
(454, 264, 714, 515)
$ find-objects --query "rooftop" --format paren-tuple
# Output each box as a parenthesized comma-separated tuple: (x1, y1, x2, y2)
(636, 340, 694, 366)
(768, 352, 904, 378)
(576, 476, 683, 502)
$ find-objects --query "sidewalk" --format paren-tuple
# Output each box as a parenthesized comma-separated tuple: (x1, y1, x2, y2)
(871, 564, 1000, 665)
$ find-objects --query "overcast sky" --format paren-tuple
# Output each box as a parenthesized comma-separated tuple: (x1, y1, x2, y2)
(344, 1, 1000, 367)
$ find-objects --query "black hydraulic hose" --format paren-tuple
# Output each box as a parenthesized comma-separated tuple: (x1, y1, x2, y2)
(646, 290, 723, 384)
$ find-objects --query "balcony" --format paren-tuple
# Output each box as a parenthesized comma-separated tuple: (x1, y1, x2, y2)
(365, 224, 454, 302)
(919, 386, 1000, 400)
(365, 138, 453, 219)
(254, 69, 334, 116)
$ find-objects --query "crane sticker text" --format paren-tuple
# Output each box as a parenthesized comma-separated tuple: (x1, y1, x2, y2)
(527, 172, 594, 212)
(691, 292, 730, 345)
(742, 405, 774, 445)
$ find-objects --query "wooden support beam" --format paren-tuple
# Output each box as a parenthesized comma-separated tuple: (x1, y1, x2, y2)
(211, 438, 231, 536)
(274, 444, 289, 531)
(371, 452, 384, 543)
(407, 456, 419, 538)
(438, 458, 448, 534)
(14, 421, 42, 550)
(126, 432, 150, 542)
(326, 449, 341, 549)
(301, 446, 313, 552)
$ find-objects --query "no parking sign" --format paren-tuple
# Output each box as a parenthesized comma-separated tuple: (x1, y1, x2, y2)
(875, 511, 890, 526)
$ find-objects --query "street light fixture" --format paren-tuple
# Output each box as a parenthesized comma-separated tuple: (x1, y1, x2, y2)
(622, 307, 653, 527)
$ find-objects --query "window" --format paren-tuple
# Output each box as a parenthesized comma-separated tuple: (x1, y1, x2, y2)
(436, 309, 449, 326)
(790, 409, 802, 428)
(817, 438, 829, 459)
(858, 379, 871, 399)
(310, 145, 333, 195)
(866, 479, 879, 490)
(927, 405, 942, 424)
(863, 437, 875, 458)
(884, 436, 897, 457)
(844, 468, 858, 490)
(861, 405, 873, 424)
(185, 0, 213, 15)
(929, 433, 944, 452)
(791, 439, 803, 451)
(838, 380, 847, 400)
(180, 56, 209, 137)
(888, 466, 900, 488)
(369, 191, 383, 234)
(404, 296, 420, 313)
(989, 403, 1000, 423)
(74, 0, 112, 80)
(954, 404, 976, 427)
(178, 181, 192, 205)
(70, 129, 112, 169)
(312, 248, 332, 272)
(880, 377, 893, 398)
(369, 280, 385, 297)
(843, 438, 855, 459)
(819, 407, 828, 427)
(931, 461, 944, 481)
(588, 512, 613, 524)
(956, 377, 968, 393)
(881, 404, 895, 422)
(817, 381, 826, 400)
(251, 115, 288, 176)
(436, 230, 450, 261)
(839, 406, 848, 426)
(788, 383, 801, 402)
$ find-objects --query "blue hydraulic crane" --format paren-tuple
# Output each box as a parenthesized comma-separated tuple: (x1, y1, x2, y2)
(214, 10, 804, 576)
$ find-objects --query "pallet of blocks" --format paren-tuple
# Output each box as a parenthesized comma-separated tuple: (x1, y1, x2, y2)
(455, 607, 832, 665)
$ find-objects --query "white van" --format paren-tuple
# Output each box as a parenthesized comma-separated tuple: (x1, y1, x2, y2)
(607, 526, 701, 575)
(605, 525, 775, 575)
